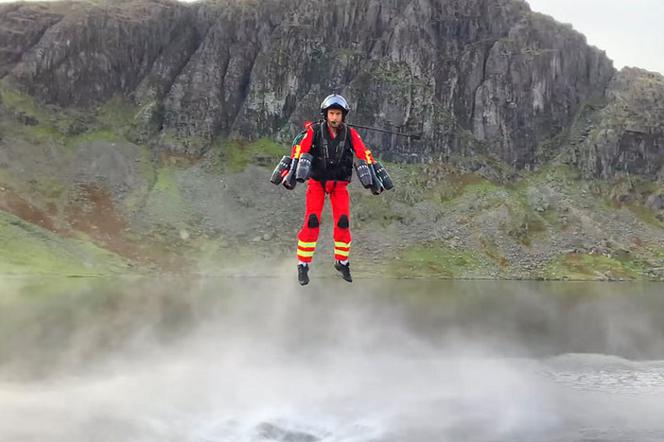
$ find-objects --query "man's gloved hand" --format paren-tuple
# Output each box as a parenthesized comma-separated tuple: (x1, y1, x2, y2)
(282, 174, 296, 190)
(369, 163, 384, 195)
(371, 183, 384, 195)
(270, 155, 292, 185)
(282, 158, 298, 190)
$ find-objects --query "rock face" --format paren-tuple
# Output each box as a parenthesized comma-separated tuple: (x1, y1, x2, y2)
(3, 1, 195, 105)
(1, 0, 660, 179)
(568, 68, 664, 181)
(0, 3, 65, 78)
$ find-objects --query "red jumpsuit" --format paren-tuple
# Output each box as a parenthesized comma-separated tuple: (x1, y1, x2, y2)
(290, 122, 375, 263)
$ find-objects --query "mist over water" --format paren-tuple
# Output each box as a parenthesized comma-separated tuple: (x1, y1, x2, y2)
(1, 275, 664, 441)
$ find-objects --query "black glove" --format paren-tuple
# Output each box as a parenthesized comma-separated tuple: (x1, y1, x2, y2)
(282, 158, 298, 190)
(355, 160, 373, 188)
(369, 163, 384, 195)
(373, 161, 394, 190)
(270, 155, 292, 185)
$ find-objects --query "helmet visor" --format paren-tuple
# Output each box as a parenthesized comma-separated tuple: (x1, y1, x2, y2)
(320, 94, 350, 113)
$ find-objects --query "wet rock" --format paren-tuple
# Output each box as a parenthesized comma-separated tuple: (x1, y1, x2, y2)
(255, 422, 320, 442)
(646, 192, 664, 211)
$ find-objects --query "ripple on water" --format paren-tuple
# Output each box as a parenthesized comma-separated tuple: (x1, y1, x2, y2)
(542, 353, 664, 395)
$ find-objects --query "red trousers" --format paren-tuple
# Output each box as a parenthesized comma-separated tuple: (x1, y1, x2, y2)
(297, 179, 351, 263)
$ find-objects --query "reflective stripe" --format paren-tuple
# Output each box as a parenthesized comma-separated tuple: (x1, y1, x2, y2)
(298, 240, 317, 248)
(295, 132, 310, 159)
(334, 249, 350, 257)
(334, 241, 351, 248)
(297, 250, 315, 258)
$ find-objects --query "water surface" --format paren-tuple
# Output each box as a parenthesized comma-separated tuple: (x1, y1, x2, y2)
(1, 276, 663, 441)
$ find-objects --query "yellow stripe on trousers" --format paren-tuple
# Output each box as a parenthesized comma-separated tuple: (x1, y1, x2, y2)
(297, 249, 315, 258)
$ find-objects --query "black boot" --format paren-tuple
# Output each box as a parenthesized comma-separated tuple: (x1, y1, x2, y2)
(298, 264, 310, 286)
(334, 261, 352, 283)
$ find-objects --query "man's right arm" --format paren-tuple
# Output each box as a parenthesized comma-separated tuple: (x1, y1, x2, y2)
(290, 126, 315, 159)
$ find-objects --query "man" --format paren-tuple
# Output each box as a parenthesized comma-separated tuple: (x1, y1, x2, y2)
(285, 94, 378, 285)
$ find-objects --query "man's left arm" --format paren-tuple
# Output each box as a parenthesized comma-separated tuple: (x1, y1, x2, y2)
(349, 127, 386, 194)
(349, 128, 375, 164)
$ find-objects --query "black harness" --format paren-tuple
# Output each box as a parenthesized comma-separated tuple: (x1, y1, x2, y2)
(310, 122, 354, 182)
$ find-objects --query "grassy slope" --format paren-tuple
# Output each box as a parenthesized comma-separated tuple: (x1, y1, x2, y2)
(1, 80, 663, 279)
(0, 210, 131, 276)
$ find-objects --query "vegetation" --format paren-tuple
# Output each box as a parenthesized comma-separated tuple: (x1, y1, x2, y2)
(0, 211, 131, 276)
(218, 137, 286, 173)
(543, 252, 648, 281)
(2, 80, 663, 279)
(391, 243, 482, 279)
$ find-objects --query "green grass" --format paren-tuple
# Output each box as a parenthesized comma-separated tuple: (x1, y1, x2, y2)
(0, 79, 40, 116)
(391, 243, 481, 278)
(141, 166, 192, 229)
(505, 210, 548, 247)
(97, 96, 138, 127)
(391, 162, 506, 206)
(352, 190, 403, 226)
(153, 167, 179, 195)
(1, 79, 134, 149)
(627, 203, 664, 229)
(123, 145, 155, 212)
(0, 210, 131, 276)
(221, 137, 286, 173)
(186, 237, 261, 274)
(543, 252, 647, 280)
(66, 129, 122, 147)
(34, 178, 66, 200)
(592, 177, 664, 228)
(0, 169, 12, 185)
(462, 179, 506, 198)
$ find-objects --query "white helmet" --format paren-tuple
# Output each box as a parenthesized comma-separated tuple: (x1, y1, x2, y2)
(320, 94, 350, 119)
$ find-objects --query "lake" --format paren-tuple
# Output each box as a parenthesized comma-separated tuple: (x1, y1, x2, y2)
(1, 276, 663, 441)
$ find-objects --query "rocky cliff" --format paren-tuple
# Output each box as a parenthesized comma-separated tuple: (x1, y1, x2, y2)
(2, 0, 664, 280)
(4, 0, 660, 179)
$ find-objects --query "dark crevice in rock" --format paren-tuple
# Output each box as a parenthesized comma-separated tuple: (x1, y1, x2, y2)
(213, 47, 232, 136)
(470, 39, 498, 131)
(147, 20, 207, 132)
(228, 44, 262, 133)
(137, 15, 196, 102)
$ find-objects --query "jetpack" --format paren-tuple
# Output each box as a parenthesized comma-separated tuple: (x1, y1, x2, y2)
(270, 120, 417, 191)
(269, 121, 315, 189)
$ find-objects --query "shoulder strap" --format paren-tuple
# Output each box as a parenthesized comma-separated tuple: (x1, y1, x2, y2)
(335, 124, 350, 164)
(317, 122, 329, 169)
(292, 130, 306, 146)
